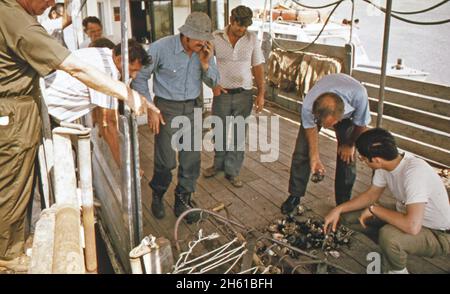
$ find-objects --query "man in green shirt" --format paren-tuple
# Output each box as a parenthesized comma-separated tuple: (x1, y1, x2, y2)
(0, 0, 152, 268)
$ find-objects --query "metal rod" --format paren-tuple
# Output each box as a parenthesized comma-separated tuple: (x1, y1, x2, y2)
(269, 0, 273, 47)
(376, 0, 392, 128)
(120, 0, 143, 246)
(349, 0, 355, 43)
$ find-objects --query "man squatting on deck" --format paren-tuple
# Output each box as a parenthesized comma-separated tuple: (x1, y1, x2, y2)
(324, 128, 450, 273)
(0, 0, 150, 266)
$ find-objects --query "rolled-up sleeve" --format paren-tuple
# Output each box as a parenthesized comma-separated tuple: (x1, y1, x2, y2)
(132, 46, 157, 102)
(351, 88, 371, 127)
(201, 56, 219, 88)
(14, 24, 70, 76)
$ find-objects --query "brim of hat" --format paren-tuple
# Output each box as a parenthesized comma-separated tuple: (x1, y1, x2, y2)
(179, 25, 214, 41)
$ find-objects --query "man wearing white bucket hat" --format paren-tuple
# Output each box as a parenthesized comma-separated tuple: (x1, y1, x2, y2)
(132, 12, 219, 224)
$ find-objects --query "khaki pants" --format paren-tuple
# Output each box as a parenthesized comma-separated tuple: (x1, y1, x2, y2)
(342, 210, 450, 272)
(0, 96, 41, 259)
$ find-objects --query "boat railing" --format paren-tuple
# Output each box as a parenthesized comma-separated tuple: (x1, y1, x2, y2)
(265, 38, 449, 168)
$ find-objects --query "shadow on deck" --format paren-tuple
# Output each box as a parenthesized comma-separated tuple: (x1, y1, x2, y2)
(137, 105, 449, 274)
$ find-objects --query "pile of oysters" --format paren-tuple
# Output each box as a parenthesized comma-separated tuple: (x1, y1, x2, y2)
(266, 215, 353, 257)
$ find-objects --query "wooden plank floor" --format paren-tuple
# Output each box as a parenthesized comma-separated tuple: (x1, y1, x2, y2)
(138, 104, 449, 274)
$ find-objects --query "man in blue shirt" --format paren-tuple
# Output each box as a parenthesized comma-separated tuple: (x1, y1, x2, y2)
(281, 73, 371, 214)
(132, 12, 219, 224)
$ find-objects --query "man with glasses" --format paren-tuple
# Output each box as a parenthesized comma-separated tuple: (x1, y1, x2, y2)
(324, 128, 450, 274)
(281, 73, 371, 214)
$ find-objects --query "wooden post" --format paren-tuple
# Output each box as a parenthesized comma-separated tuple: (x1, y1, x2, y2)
(29, 207, 56, 274)
(52, 204, 85, 274)
(78, 133, 98, 273)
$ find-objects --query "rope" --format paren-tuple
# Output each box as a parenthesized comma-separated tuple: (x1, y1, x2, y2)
(363, 0, 450, 25)
(291, 0, 344, 9)
(271, 0, 345, 52)
(386, 0, 449, 15)
(172, 230, 249, 274)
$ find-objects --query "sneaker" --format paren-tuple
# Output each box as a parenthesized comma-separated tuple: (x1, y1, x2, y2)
(225, 174, 243, 188)
(281, 195, 300, 215)
(387, 268, 409, 274)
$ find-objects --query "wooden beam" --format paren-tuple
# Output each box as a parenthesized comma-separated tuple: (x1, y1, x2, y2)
(365, 84, 450, 117)
(393, 135, 450, 167)
(371, 114, 450, 151)
(352, 69, 450, 100)
(368, 99, 450, 133)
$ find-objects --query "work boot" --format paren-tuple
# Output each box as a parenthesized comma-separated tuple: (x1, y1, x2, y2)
(203, 166, 219, 178)
(225, 174, 243, 188)
(281, 195, 300, 215)
(174, 193, 201, 224)
(151, 192, 165, 219)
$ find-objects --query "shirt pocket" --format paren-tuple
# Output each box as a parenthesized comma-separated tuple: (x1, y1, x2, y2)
(158, 64, 180, 77)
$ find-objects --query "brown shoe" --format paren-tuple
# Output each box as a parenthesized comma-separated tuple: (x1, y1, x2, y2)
(203, 166, 219, 178)
(225, 174, 243, 188)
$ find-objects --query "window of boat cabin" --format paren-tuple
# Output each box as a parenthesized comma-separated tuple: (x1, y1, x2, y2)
(151, 0, 174, 41)
(191, 0, 229, 31)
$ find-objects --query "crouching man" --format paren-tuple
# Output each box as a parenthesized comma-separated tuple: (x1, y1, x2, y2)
(324, 128, 450, 273)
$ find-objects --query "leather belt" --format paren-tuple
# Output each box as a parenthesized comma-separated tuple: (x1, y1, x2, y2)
(225, 87, 245, 94)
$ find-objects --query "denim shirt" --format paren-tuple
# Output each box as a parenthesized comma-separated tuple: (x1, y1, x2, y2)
(131, 34, 219, 102)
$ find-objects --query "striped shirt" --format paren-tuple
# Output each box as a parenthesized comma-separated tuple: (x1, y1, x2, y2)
(44, 47, 119, 122)
(212, 26, 265, 89)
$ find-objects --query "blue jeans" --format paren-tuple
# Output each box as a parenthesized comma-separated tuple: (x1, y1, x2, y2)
(211, 90, 253, 177)
(288, 119, 357, 205)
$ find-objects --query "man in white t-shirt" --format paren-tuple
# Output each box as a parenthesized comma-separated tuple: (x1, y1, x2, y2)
(44, 39, 151, 122)
(324, 128, 450, 274)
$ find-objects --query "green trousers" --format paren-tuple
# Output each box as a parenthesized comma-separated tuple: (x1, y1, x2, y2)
(0, 96, 41, 259)
(342, 210, 450, 272)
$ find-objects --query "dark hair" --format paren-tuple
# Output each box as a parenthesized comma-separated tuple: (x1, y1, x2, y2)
(82, 16, 102, 29)
(356, 128, 399, 161)
(89, 37, 115, 49)
(48, 4, 64, 19)
(312, 92, 344, 125)
(113, 39, 151, 66)
(230, 5, 253, 27)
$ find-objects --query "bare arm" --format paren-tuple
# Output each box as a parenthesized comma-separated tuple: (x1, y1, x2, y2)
(368, 203, 425, 235)
(324, 185, 385, 233)
(304, 127, 325, 174)
(252, 64, 265, 97)
(252, 64, 265, 113)
(57, 53, 146, 115)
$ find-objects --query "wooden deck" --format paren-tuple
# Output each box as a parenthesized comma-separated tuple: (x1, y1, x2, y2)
(137, 104, 450, 274)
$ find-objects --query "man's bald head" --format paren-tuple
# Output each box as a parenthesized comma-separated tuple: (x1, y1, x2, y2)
(312, 92, 345, 128)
